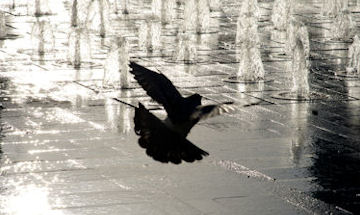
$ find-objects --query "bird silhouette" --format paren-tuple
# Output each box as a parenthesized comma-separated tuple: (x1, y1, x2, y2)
(130, 62, 233, 164)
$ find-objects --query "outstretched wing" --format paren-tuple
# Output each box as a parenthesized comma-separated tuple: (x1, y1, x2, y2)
(129, 62, 184, 116)
(190, 102, 235, 123)
(134, 103, 209, 164)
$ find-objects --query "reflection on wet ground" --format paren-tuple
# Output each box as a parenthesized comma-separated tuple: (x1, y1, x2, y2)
(0, 0, 360, 214)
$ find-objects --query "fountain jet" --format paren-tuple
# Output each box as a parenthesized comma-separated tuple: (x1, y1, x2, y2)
(347, 35, 360, 75)
(86, 0, 110, 37)
(271, 0, 293, 31)
(184, 0, 197, 32)
(183, 0, 211, 34)
(172, 31, 198, 63)
(30, 0, 51, 16)
(152, 0, 162, 19)
(103, 37, 131, 89)
(0, 11, 6, 39)
(286, 19, 310, 97)
(120, 0, 129, 14)
(31, 18, 55, 56)
(233, 0, 264, 82)
(322, 0, 348, 17)
(161, 0, 176, 24)
(197, 0, 211, 33)
(67, 28, 91, 68)
(138, 19, 161, 52)
(331, 9, 356, 41)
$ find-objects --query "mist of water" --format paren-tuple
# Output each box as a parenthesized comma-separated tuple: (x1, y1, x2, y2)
(235, 0, 264, 81)
(286, 19, 310, 96)
(271, 0, 292, 31)
(347, 35, 360, 74)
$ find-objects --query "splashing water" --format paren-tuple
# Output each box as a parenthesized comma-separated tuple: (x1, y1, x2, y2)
(235, 0, 264, 81)
(286, 19, 310, 96)
(0, 11, 6, 38)
(347, 35, 360, 74)
(103, 37, 130, 89)
(271, 0, 293, 31)
(161, 0, 176, 24)
(331, 10, 356, 41)
(322, 0, 348, 16)
(173, 31, 198, 63)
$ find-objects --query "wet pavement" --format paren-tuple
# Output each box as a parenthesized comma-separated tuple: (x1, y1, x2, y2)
(1, 0, 360, 214)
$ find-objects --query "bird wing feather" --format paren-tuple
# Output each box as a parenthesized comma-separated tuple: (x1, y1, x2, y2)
(190, 102, 235, 122)
(130, 62, 183, 116)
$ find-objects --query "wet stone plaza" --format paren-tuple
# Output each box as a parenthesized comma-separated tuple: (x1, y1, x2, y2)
(1, 0, 360, 214)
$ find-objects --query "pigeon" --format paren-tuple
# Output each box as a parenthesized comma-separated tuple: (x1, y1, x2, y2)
(129, 62, 233, 164)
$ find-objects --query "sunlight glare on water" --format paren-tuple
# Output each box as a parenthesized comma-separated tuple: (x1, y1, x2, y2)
(1, 185, 63, 215)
